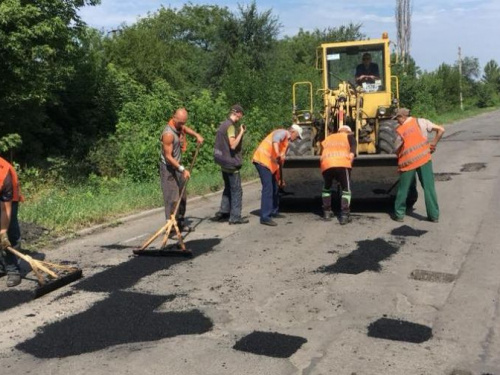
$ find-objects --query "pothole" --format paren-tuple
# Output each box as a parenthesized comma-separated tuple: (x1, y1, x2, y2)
(460, 163, 486, 172)
(434, 172, 460, 181)
(410, 269, 456, 283)
(367, 317, 432, 343)
(233, 331, 307, 358)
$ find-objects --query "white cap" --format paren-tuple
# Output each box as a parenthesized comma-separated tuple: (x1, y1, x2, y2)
(290, 124, 304, 139)
(338, 125, 352, 133)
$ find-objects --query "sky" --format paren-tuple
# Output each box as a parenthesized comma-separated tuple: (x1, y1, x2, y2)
(79, 0, 500, 73)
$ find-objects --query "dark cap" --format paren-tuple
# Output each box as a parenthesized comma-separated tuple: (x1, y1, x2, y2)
(230, 104, 244, 114)
(391, 108, 410, 119)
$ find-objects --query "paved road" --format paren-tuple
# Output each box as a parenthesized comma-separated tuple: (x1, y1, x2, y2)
(1, 111, 500, 375)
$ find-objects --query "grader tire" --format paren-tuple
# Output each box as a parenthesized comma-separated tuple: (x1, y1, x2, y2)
(287, 126, 313, 156)
(378, 120, 398, 154)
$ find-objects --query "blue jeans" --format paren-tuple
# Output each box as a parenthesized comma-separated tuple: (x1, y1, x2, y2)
(254, 163, 279, 222)
(0, 201, 21, 274)
(219, 171, 243, 221)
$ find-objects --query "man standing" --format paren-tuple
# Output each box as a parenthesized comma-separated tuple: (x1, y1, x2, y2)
(160, 108, 204, 231)
(252, 124, 303, 226)
(391, 108, 445, 222)
(213, 104, 248, 224)
(0, 157, 22, 287)
(320, 125, 356, 225)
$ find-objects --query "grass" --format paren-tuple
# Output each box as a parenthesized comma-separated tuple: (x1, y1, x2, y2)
(431, 105, 498, 125)
(19, 162, 258, 240)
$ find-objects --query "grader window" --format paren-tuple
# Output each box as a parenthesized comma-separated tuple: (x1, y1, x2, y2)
(326, 44, 385, 92)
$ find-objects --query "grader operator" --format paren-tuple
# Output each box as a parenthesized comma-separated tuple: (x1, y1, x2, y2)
(283, 33, 400, 199)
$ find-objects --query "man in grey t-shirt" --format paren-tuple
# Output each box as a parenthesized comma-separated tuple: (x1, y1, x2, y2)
(159, 108, 204, 231)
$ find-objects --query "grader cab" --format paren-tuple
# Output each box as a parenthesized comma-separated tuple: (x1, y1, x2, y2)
(284, 33, 400, 198)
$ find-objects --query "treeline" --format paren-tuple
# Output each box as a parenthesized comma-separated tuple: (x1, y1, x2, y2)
(1, 0, 500, 182)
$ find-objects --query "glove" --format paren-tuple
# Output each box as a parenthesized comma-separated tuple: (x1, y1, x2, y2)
(0, 232, 11, 250)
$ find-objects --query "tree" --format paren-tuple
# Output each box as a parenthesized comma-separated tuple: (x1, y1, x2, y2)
(482, 60, 500, 91)
(0, 0, 100, 160)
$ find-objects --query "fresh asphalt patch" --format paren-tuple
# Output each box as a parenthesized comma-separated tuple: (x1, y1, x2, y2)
(317, 238, 400, 275)
(460, 163, 487, 172)
(367, 317, 432, 343)
(75, 238, 220, 293)
(391, 225, 428, 237)
(0, 290, 34, 312)
(16, 291, 213, 358)
(233, 331, 307, 358)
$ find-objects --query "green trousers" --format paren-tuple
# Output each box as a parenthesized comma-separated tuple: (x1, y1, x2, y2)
(394, 161, 439, 220)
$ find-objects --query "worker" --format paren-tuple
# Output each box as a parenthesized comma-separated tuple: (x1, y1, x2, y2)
(355, 53, 380, 85)
(213, 104, 248, 224)
(252, 124, 304, 226)
(391, 108, 445, 222)
(0, 157, 22, 287)
(320, 125, 357, 225)
(159, 108, 204, 231)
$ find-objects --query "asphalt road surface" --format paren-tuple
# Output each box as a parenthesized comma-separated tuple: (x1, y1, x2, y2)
(1, 110, 500, 375)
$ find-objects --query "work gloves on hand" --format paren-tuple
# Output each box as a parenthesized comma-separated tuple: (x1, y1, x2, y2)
(0, 232, 11, 250)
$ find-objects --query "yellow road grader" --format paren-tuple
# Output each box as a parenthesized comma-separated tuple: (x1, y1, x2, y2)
(284, 33, 400, 199)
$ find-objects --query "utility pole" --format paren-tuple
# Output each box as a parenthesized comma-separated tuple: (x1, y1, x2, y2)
(395, 0, 412, 66)
(458, 46, 464, 111)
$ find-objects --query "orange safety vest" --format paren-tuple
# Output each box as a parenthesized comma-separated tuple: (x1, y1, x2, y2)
(252, 130, 289, 174)
(396, 118, 431, 172)
(320, 133, 352, 172)
(0, 157, 23, 202)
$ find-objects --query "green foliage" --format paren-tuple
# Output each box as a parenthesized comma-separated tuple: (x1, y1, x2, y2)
(115, 79, 180, 181)
(0, 133, 22, 153)
(483, 60, 500, 92)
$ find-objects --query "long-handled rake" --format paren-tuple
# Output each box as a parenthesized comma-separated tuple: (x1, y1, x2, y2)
(133, 144, 201, 257)
(6, 246, 82, 298)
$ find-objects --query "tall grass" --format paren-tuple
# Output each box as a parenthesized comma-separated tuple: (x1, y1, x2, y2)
(19, 162, 258, 238)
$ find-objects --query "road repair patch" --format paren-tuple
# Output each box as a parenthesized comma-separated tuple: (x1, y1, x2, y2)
(317, 238, 400, 275)
(233, 331, 307, 358)
(0, 290, 33, 311)
(460, 163, 487, 172)
(391, 225, 428, 237)
(434, 172, 460, 181)
(16, 291, 213, 358)
(367, 317, 432, 343)
(75, 238, 220, 292)
(410, 269, 456, 283)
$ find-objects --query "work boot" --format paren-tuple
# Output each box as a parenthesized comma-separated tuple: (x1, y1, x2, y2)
(271, 213, 286, 219)
(6, 273, 21, 287)
(391, 214, 404, 222)
(323, 211, 333, 221)
(229, 217, 250, 225)
(339, 214, 352, 225)
(260, 219, 277, 227)
(211, 211, 229, 222)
